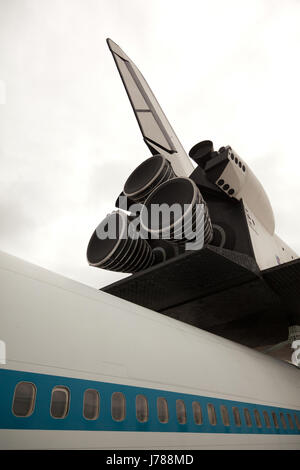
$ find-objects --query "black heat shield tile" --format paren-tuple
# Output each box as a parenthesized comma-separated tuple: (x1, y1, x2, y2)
(102, 246, 278, 323)
(102, 246, 258, 308)
(262, 257, 300, 296)
(262, 258, 300, 326)
(101, 247, 300, 348)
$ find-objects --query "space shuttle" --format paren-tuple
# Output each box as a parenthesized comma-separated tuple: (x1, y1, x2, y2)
(87, 39, 300, 363)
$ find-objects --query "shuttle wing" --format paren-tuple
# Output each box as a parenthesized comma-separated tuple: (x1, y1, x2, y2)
(106, 38, 194, 177)
(102, 245, 300, 354)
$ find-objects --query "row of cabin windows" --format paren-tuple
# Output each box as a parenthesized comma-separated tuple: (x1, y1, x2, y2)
(12, 382, 300, 431)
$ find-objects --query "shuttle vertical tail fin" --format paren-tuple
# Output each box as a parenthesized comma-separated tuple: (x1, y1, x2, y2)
(106, 38, 194, 177)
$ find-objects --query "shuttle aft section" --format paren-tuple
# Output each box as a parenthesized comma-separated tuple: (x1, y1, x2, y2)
(83, 39, 300, 363)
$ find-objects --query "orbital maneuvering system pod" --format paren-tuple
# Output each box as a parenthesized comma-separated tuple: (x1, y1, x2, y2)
(87, 39, 300, 366)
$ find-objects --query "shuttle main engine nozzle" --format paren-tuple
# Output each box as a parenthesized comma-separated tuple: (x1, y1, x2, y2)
(87, 210, 154, 273)
(140, 177, 213, 248)
(123, 154, 175, 203)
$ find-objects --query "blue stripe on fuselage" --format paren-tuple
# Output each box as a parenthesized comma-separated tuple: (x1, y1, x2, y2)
(0, 368, 299, 435)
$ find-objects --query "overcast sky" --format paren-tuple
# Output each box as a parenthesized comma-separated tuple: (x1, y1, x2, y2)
(0, 0, 299, 289)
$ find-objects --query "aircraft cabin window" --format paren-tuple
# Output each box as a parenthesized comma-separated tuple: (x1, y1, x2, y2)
(220, 405, 230, 426)
(157, 397, 169, 423)
(83, 389, 100, 420)
(294, 413, 300, 430)
(136, 394, 149, 423)
(232, 407, 241, 427)
(111, 392, 126, 422)
(244, 408, 252, 427)
(207, 404, 217, 426)
(12, 382, 36, 417)
(286, 413, 294, 430)
(50, 386, 70, 419)
(262, 411, 271, 428)
(176, 399, 187, 425)
(280, 413, 287, 430)
(272, 411, 279, 429)
(192, 401, 203, 425)
(254, 409, 262, 428)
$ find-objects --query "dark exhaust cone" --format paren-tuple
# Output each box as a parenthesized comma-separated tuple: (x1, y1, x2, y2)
(140, 177, 213, 248)
(189, 140, 214, 168)
(123, 154, 175, 203)
(148, 239, 180, 264)
(87, 211, 154, 273)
